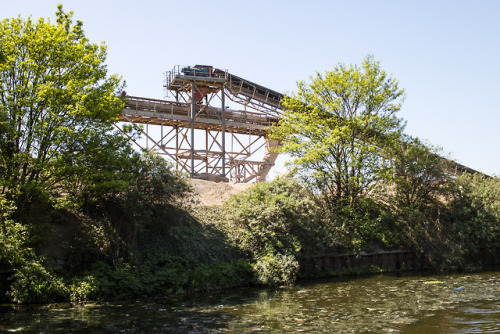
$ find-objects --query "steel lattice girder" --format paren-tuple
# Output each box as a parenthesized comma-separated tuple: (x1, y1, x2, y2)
(118, 92, 279, 182)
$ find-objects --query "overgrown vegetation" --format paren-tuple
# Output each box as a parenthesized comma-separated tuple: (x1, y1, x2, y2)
(0, 7, 498, 304)
(267, 56, 499, 276)
(221, 178, 328, 285)
(0, 6, 251, 304)
(219, 173, 500, 284)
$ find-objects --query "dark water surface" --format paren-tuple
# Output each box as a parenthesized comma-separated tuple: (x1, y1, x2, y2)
(1, 270, 498, 333)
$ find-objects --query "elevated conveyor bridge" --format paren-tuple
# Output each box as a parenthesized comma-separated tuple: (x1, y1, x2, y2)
(118, 65, 485, 183)
(119, 65, 282, 183)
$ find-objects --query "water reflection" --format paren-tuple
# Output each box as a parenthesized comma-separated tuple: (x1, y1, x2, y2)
(401, 300, 500, 333)
(0, 270, 498, 333)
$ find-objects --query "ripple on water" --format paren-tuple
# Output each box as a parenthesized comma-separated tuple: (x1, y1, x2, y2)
(0, 271, 499, 333)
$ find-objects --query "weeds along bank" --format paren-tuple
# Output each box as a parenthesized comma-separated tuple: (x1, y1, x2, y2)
(1, 175, 499, 304)
(0, 185, 249, 303)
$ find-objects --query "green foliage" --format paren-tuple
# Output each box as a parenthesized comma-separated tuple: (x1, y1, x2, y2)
(368, 137, 461, 269)
(0, 6, 133, 215)
(8, 260, 68, 304)
(266, 55, 498, 271)
(224, 177, 324, 256)
(0, 195, 32, 264)
(449, 174, 500, 253)
(52, 149, 191, 273)
(253, 253, 299, 285)
(224, 177, 331, 284)
(69, 274, 99, 303)
(0, 6, 246, 303)
(128, 153, 191, 205)
(58, 130, 139, 207)
(0, 6, 212, 304)
(66, 258, 254, 302)
(272, 55, 405, 209)
(371, 136, 499, 269)
(185, 260, 255, 291)
(328, 197, 400, 252)
(1, 12, 497, 302)
(387, 136, 451, 211)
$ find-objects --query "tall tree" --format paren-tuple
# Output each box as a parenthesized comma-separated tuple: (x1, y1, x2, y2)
(0, 6, 130, 205)
(271, 56, 406, 209)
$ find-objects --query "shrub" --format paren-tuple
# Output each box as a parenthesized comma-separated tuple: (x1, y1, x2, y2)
(224, 177, 324, 256)
(224, 177, 326, 284)
(8, 261, 68, 304)
(0, 196, 32, 265)
(69, 274, 99, 303)
(253, 253, 299, 286)
(66, 258, 255, 302)
(449, 174, 500, 253)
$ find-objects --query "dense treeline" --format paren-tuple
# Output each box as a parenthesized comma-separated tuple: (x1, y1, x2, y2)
(1, 7, 499, 304)
(223, 174, 499, 284)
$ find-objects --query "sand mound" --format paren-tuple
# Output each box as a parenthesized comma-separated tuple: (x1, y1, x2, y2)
(187, 179, 253, 206)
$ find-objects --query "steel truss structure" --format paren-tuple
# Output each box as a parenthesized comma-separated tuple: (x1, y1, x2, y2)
(117, 65, 282, 183)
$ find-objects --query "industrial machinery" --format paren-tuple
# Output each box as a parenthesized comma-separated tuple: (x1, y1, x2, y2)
(119, 65, 283, 183)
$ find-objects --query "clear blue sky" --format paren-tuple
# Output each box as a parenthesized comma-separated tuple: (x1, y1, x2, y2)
(4, 0, 500, 176)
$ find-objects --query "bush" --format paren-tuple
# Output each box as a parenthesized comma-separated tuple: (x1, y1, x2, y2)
(382, 173, 500, 270)
(223, 177, 326, 284)
(0, 196, 32, 265)
(323, 197, 401, 252)
(225, 177, 324, 256)
(69, 274, 99, 303)
(8, 261, 68, 304)
(186, 260, 255, 291)
(66, 258, 255, 303)
(253, 253, 299, 286)
(449, 174, 500, 253)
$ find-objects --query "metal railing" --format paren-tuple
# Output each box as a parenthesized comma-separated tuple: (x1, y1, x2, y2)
(124, 96, 278, 127)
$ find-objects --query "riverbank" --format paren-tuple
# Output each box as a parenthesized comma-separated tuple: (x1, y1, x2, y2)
(2, 175, 499, 305)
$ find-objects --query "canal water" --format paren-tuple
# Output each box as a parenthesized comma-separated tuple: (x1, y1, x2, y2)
(1, 270, 498, 333)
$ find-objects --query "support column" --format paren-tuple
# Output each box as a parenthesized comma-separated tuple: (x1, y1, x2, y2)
(205, 129, 209, 174)
(221, 88, 226, 178)
(190, 82, 195, 177)
(160, 121, 163, 147)
(175, 125, 179, 171)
